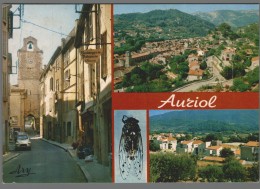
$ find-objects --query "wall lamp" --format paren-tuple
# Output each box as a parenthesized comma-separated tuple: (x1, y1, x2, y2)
(65, 74, 80, 82)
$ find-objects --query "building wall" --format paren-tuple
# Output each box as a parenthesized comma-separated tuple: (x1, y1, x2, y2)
(241, 146, 259, 161)
(2, 5, 12, 153)
(9, 88, 26, 132)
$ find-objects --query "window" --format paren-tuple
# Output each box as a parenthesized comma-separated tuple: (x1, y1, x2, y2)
(101, 31, 108, 79)
(56, 79, 59, 92)
(67, 122, 71, 136)
(50, 77, 53, 91)
(2, 30, 7, 57)
(64, 50, 70, 67)
(86, 11, 93, 43)
(89, 65, 96, 97)
(64, 69, 70, 88)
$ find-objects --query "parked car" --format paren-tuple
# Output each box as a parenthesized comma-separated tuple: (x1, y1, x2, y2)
(15, 132, 31, 151)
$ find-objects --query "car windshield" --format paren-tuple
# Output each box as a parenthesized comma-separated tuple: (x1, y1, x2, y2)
(17, 135, 28, 140)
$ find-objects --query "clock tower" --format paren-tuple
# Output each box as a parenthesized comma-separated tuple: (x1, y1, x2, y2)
(17, 36, 43, 131)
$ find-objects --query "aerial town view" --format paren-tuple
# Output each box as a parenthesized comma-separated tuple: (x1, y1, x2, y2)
(149, 110, 259, 182)
(113, 4, 259, 92)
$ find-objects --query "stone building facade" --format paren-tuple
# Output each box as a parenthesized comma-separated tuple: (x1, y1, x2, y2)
(16, 36, 43, 131)
(2, 4, 13, 153)
(74, 4, 112, 166)
(40, 4, 112, 170)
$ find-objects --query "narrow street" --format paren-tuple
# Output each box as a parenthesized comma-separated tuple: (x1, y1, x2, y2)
(3, 138, 87, 183)
(174, 56, 231, 92)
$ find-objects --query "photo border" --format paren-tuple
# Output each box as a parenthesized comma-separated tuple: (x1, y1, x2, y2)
(0, 0, 259, 189)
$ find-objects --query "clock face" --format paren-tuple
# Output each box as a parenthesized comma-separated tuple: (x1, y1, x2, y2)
(28, 59, 33, 64)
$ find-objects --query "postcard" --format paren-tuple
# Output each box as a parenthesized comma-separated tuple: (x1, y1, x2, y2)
(1, 1, 259, 187)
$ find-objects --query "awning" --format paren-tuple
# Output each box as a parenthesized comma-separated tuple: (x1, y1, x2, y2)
(80, 100, 94, 115)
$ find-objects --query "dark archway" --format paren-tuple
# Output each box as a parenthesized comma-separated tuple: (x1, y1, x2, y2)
(25, 114, 36, 135)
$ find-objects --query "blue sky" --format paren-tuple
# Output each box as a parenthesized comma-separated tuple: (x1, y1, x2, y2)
(9, 4, 80, 84)
(114, 4, 259, 15)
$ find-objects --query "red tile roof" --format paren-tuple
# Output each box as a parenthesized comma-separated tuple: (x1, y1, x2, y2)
(188, 69, 203, 76)
(244, 141, 259, 147)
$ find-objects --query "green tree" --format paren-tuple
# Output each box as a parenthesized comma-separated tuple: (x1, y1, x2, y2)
(149, 140, 161, 152)
(204, 133, 223, 142)
(246, 67, 259, 86)
(220, 148, 235, 158)
(231, 78, 250, 92)
(247, 163, 259, 182)
(223, 158, 247, 182)
(200, 61, 207, 70)
(221, 66, 233, 80)
(150, 153, 196, 182)
(199, 165, 224, 182)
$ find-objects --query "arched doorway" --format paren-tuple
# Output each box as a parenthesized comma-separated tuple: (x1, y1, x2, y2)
(24, 114, 36, 135)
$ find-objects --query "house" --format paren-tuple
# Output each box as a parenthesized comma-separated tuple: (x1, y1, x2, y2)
(250, 56, 259, 70)
(221, 47, 236, 61)
(192, 140, 204, 155)
(240, 141, 259, 161)
(189, 61, 200, 70)
(198, 141, 211, 155)
(160, 137, 177, 151)
(187, 69, 204, 81)
(197, 49, 205, 57)
(205, 146, 223, 156)
(187, 54, 198, 63)
(176, 140, 193, 153)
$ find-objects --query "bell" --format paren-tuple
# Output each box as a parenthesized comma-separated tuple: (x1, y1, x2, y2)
(28, 43, 33, 49)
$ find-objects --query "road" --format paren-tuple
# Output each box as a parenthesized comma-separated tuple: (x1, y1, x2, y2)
(3, 138, 87, 183)
(174, 56, 232, 92)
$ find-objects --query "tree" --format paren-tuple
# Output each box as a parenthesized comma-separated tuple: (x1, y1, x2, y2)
(223, 158, 247, 182)
(150, 153, 196, 182)
(204, 133, 222, 142)
(231, 78, 250, 92)
(247, 163, 259, 182)
(220, 148, 235, 158)
(149, 140, 161, 152)
(200, 61, 207, 70)
(199, 165, 224, 182)
(221, 66, 233, 80)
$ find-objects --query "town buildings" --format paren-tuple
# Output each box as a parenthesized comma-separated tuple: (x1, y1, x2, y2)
(40, 4, 112, 168)
(240, 141, 259, 161)
(150, 133, 259, 163)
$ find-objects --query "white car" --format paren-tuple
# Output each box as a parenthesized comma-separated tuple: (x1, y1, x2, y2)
(15, 133, 31, 150)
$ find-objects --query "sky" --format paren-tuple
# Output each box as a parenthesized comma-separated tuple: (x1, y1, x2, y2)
(114, 4, 259, 15)
(114, 110, 147, 183)
(9, 4, 81, 85)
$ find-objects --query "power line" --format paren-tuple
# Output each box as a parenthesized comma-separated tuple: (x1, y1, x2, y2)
(21, 19, 71, 37)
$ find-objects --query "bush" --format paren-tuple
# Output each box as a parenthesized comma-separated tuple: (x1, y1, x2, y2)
(223, 158, 247, 182)
(199, 165, 224, 182)
(150, 153, 196, 182)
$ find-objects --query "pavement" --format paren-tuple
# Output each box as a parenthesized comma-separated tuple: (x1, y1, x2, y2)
(3, 137, 112, 183)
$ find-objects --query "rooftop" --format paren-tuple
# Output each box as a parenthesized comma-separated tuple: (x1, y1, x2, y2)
(207, 146, 222, 150)
(203, 156, 225, 162)
(244, 141, 259, 147)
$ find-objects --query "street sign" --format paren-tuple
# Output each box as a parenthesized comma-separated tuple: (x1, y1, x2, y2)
(81, 49, 102, 64)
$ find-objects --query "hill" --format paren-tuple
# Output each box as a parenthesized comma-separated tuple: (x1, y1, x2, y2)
(114, 9, 216, 40)
(149, 110, 259, 133)
(193, 10, 259, 27)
